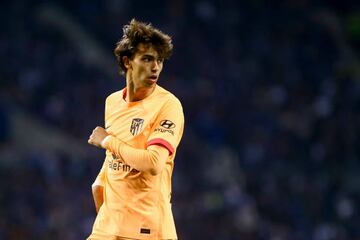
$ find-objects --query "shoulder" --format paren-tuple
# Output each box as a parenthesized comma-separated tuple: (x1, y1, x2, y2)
(155, 85, 183, 108)
(105, 89, 124, 105)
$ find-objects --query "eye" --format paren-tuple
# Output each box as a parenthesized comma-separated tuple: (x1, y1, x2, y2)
(143, 57, 150, 62)
(157, 59, 164, 64)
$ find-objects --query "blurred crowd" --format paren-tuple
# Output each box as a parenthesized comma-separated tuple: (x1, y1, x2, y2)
(1, 0, 360, 239)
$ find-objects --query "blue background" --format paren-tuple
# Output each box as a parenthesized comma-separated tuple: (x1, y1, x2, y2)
(0, 0, 359, 239)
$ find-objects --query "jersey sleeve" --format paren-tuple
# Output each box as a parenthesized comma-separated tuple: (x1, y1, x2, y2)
(104, 95, 111, 129)
(92, 160, 106, 187)
(147, 97, 184, 155)
(92, 94, 110, 187)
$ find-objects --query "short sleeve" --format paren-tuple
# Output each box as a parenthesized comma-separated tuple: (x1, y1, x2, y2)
(147, 98, 184, 155)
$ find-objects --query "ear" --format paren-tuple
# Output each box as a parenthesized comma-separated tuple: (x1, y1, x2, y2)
(123, 56, 132, 70)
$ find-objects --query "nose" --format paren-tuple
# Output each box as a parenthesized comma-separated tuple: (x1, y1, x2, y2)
(151, 61, 160, 72)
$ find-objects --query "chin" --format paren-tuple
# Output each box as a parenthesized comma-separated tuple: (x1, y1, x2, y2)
(145, 80, 157, 86)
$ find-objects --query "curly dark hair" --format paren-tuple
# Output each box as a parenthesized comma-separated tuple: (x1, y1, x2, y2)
(114, 19, 173, 75)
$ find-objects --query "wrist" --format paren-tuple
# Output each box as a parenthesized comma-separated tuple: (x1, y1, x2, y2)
(101, 135, 112, 149)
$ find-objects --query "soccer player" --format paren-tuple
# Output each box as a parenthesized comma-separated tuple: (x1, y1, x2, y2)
(87, 19, 184, 240)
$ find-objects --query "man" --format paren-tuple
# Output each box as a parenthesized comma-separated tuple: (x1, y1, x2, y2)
(87, 19, 184, 240)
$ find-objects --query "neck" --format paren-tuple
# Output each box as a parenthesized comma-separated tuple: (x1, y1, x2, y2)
(125, 77, 155, 102)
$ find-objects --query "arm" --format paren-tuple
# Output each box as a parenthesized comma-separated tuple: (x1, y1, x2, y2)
(91, 160, 106, 213)
(88, 127, 170, 175)
(88, 95, 183, 176)
(103, 136, 169, 175)
(92, 184, 104, 213)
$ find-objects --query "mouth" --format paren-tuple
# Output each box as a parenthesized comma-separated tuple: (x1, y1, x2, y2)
(148, 75, 158, 83)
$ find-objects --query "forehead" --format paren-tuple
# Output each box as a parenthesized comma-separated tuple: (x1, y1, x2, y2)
(135, 43, 159, 57)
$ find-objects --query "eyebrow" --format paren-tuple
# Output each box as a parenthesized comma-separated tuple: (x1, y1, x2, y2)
(142, 54, 163, 61)
(142, 54, 155, 59)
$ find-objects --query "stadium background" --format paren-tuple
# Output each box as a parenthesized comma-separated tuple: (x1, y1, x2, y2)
(1, 0, 360, 239)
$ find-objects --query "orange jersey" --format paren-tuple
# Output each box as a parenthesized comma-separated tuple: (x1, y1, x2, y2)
(90, 85, 184, 240)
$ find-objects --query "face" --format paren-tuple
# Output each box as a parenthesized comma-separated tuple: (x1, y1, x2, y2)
(125, 43, 164, 89)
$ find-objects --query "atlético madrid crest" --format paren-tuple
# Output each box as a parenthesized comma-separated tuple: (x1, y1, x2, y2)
(130, 118, 144, 136)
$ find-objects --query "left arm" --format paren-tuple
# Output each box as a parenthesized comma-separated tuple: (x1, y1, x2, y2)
(88, 127, 169, 175)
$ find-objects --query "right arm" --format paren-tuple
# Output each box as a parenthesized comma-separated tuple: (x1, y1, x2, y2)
(92, 184, 104, 213)
(92, 160, 106, 213)
(92, 94, 110, 213)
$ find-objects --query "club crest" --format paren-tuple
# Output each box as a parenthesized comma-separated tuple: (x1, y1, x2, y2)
(130, 118, 144, 136)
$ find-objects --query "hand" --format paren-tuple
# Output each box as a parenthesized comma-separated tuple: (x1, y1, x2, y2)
(88, 126, 109, 148)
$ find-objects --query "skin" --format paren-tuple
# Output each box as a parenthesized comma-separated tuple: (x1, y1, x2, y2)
(88, 43, 164, 147)
(124, 43, 164, 102)
(88, 43, 165, 212)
